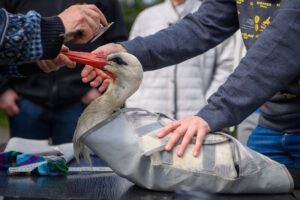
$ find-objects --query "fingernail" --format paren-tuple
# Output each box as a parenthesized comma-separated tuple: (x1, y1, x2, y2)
(177, 150, 183, 157)
(193, 152, 198, 157)
(157, 132, 163, 138)
(165, 145, 170, 151)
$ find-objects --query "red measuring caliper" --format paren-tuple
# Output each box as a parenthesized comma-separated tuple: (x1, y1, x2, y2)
(61, 49, 116, 81)
(61, 49, 107, 68)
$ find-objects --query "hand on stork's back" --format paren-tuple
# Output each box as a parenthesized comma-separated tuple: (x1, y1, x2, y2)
(81, 43, 212, 158)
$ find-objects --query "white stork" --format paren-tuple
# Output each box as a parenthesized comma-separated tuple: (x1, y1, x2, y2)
(73, 53, 143, 162)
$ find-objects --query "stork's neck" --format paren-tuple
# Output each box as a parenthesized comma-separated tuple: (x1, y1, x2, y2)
(74, 82, 131, 139)
(83, 84, 125, 120)
(93, 87, 125, 117)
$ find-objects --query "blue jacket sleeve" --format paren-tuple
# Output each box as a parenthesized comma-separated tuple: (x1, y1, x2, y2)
(198, 0, 300, 131)
(121, 0, 239, 70)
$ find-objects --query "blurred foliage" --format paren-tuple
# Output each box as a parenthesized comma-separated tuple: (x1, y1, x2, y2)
(120, 0, 164, 31)
(0, 111, 8, 128)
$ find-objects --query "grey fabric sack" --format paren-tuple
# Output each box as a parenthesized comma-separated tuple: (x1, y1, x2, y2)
(79, 107, 294, 194)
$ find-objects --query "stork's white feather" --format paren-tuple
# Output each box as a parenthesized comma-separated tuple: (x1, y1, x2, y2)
(73, 53, 143, 163)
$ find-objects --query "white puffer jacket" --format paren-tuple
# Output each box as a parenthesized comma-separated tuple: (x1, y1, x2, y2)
(126, 0, 240, 119)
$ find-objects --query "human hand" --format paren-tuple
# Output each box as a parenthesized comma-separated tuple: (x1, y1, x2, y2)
(37, 46, 76, 73)
(81, 88, 100, 104)
(157, 116, 211, 157)
(58, 4, 108, 43)
(92, 43, 127, 57)
(0, 89, 20, 116)
(80, 43, 127, 91)
(81, 65, 111, 93)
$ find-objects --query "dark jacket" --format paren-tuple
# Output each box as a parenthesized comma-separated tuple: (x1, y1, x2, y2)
(0, 0, 128, 108)
(122, 0, 300, 133)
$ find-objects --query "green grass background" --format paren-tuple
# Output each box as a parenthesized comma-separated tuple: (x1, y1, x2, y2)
(0, 111, 8, 128)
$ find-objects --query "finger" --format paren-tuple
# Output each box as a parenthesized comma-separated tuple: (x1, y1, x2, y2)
(83, 5, 108, 25)
(193, 128, 207, 157)
(83, 91, 99, 104)
(81, 65, 96, 78)
(61, 45, 69, 52)
(73, 25, 94, 43)
(157, 121, 181, 138)
(96, 69, 111, 78)
(82, 9, 102, 25)
(165, 126, 187, 151)
(90, 68, 112, 88)
(90, 76, 104, 88)
(81, 65, 94, 77)
(81, 10, 100, 33)
(82, 72, 97, 83)
(38, 60, 50, 72)
(15, 93, 19, 100)
(74, 24, 95, 43)
(10, 104, 20, 116)
(6, 109, 13, 116)
(45, 60, 59, 71)
(59, 54, 76, 68)
(92, 46, 109, 57)
(52, 56, 64, 68)
(84, 15, 99, 38)
(98, 78, 110, 93)
(81, 95, 89, 105)
(91, 44, 117, 57)
(82, 71, 97, 83)
(177, 126, 197, 157)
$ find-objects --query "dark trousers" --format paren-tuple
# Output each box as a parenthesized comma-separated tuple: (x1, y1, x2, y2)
(9, 97, 86, 145)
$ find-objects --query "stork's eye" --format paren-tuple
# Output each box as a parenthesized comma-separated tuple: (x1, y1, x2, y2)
(109, 56, 128, 66)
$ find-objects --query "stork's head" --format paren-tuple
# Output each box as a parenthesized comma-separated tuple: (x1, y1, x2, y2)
(102, 52, 143, 102)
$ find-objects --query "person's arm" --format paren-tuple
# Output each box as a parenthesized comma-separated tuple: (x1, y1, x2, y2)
(0, 4, 108, 66)
(0, 4, 108, 76)
(85, 0, 239, 92)
(0, 9, 48, 65)
(198, 0, 300, 132)
(121, 0, 239, 70)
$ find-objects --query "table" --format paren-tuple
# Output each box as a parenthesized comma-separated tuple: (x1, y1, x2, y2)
(0, 156, 297, 200)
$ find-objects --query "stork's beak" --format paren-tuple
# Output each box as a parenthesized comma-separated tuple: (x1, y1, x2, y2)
(61, 49, 107, 69)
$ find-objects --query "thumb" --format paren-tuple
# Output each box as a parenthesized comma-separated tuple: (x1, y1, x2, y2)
(92, 47, 107, 56)
(61, 45, 69, 52)
(11, 94, 20, 115)
(10, 103, 20, 115)
(60, 54, 76, 69)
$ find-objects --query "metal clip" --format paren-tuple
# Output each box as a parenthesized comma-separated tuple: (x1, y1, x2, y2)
(60, 22, 114, 43)
(91, 22, 114, 42)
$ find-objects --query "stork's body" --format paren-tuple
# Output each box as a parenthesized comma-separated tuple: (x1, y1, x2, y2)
(73, 53, 143, 160)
